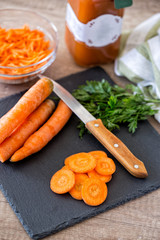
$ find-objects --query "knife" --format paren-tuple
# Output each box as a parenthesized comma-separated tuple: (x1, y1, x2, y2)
(40, 75, 148, 178)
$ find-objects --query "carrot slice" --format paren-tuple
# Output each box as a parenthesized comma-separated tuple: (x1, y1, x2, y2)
(89, 151, 108, 162)
(81, 177, 108, 206)
(50, 169, 75, 194)
(95, 157, 116, 175)
(61, 165, 70, 170)
(0, 77, 53, 145)
(67, 152, 96, 173)
(88, 170, 112, 183)
(64, 157, 70, 166)
(69, 173, 88, 200)
(10, 100, 72, 162)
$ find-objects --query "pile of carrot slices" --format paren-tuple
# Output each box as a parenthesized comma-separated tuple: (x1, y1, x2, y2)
(0, 78, 72, 163)
(50, 151, 116, 206)
(0, 25, 52, 75)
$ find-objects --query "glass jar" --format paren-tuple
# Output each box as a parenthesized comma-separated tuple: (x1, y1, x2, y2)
(65, 0, 124, 66)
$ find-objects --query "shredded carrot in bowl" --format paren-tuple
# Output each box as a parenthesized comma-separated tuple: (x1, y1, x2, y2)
(0, 25, 53, 76)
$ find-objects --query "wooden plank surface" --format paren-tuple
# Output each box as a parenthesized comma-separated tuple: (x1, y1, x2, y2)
(0, 0, 160, 239)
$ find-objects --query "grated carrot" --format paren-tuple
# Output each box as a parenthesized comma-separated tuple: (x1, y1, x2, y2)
(0, 25, 53, 75)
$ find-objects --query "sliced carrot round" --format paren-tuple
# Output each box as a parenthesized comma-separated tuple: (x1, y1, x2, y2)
(50, 169, 75, 194)
(95, 157, 116, 175)
(67, 152, 96, 173)
(61, 165, 70, 170)
(88, 169, 112, 183)
(89, 151, 108, 162)
(81, 178, 108, 206)
(69, 173, 88, 200)
(64, 157, 70, 166)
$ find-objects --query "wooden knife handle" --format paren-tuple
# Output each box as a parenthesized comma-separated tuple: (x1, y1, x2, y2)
(86, 119, 148, 178)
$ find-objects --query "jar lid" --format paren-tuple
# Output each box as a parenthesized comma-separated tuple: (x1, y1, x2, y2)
(114, 0, 133, 9)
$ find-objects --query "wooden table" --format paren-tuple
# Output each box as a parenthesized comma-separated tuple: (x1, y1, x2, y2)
(0, 1, 160, 239)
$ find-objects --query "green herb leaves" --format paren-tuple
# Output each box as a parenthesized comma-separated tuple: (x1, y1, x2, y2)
(72, 79, 158, 137)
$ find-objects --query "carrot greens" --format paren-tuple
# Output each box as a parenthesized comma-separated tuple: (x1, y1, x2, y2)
(72, 79, 159, 137)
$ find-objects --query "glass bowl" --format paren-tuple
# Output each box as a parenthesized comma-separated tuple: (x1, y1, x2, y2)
(0, 9, 58, 84)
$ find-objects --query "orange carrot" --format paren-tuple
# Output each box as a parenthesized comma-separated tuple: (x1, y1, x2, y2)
(10, 100, 72, 162)
(95, 157, 116, 175)
(50, 169, 75, 194)
(89, 150, 108, 162)
(0, 99, 55, 163)
(64, 157, 70, 166)
(0, 25, 53, 75)
(69, 173, 88, 200)
(88, 169, 112, 183)
(61, 165, 70, 170)
(81, 177, 108, 206)
(0, 78, 53, 144)
(49, 151, 116, 206)
(66, 152, 96, 173)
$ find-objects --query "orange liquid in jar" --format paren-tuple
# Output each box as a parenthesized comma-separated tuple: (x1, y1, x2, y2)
(65, 0, 124, 66)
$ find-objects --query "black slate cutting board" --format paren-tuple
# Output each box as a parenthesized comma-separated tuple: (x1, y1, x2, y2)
(0, 67, 160, 240)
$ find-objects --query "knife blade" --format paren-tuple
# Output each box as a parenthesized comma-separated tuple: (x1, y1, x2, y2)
(40, 75, 148, 178)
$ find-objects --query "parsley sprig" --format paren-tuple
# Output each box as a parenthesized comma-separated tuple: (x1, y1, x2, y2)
(72, 79, 159, 137)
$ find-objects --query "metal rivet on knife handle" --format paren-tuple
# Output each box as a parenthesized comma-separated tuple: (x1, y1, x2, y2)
(134, 164, 139, 169)
(85, 119, 148, 178)
(114, 143, 119, 148)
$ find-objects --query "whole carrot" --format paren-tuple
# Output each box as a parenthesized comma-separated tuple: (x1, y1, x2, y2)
(10, 100, 72, 162)
(0, 99, 55, 163)
(0, 78, 53, 144)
